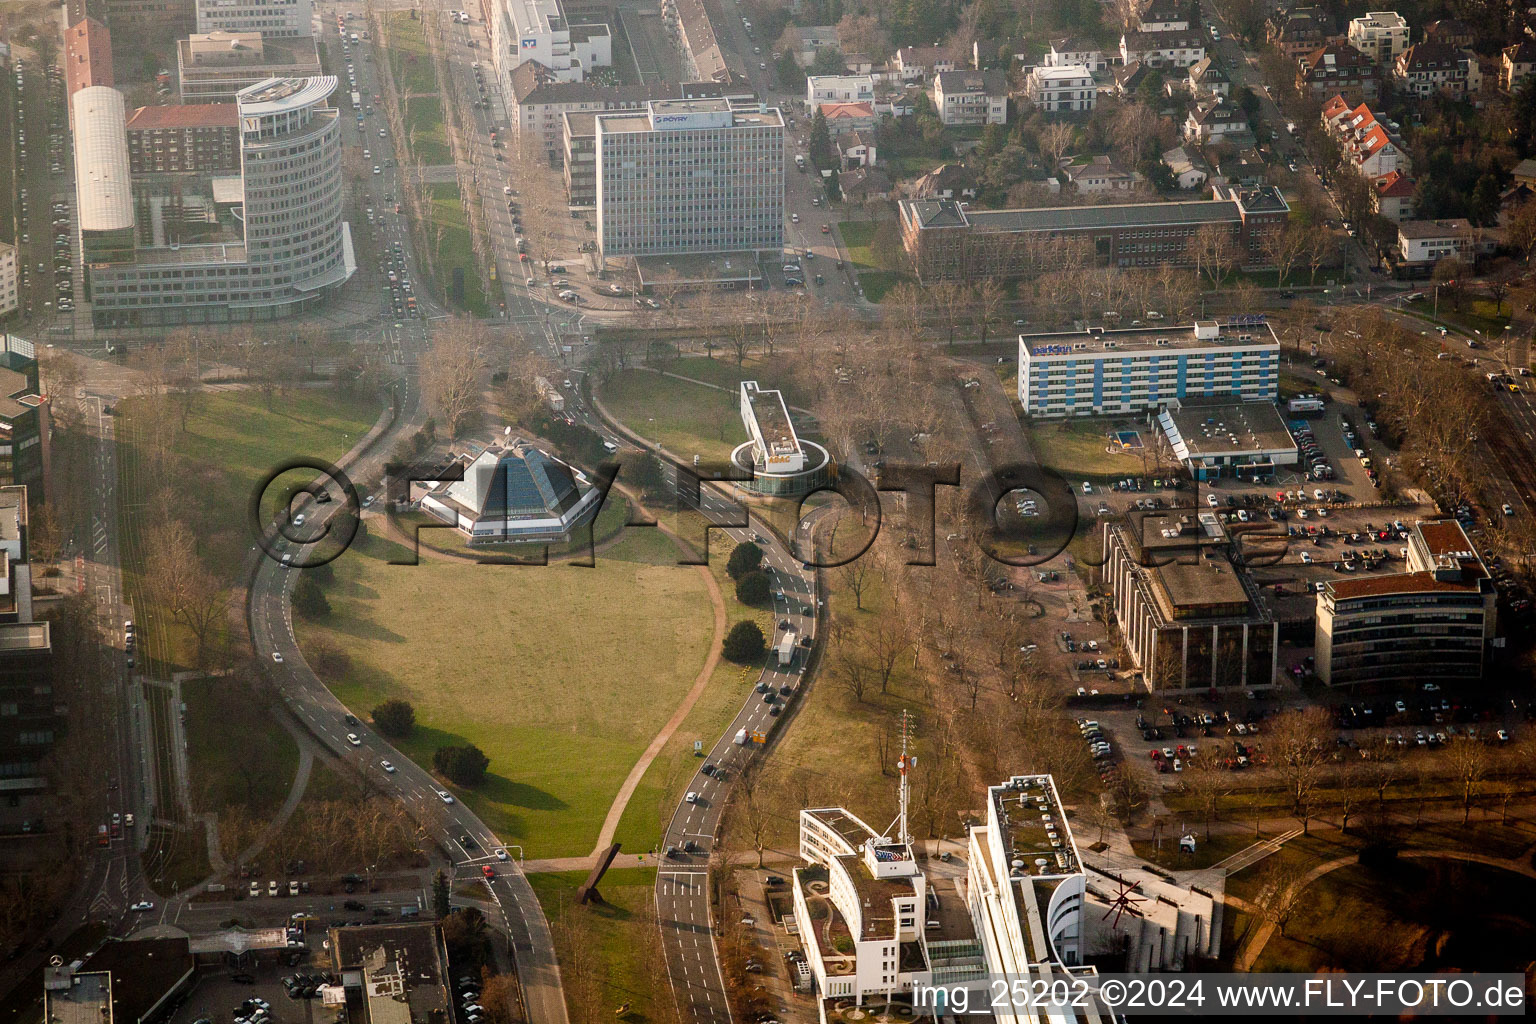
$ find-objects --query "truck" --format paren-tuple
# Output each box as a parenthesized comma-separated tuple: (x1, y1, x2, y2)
(351, 90, 362, 108)
(350, 32, 360, 43)
(777, 632, 796, 666)
(1288, 397, 1326, 416)
(733, 727, 749, 746)
(535, 376, 564, 412)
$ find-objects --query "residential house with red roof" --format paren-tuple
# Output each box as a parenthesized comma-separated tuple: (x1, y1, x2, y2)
(1372, 170, 1415, 222)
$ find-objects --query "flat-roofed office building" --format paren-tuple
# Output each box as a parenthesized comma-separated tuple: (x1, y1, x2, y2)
(1019, 320, 1280, 418)
(178, 32, 323, 103)
(594, 98, 783, 258)
(196, 0, 314, 38)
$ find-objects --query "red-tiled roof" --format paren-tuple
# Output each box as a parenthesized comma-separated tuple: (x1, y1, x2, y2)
(1375, 170, 1414, 197)
(819, 101, 874, 119)
(64, 17, 113, 97)
(126, 103, 239, 130)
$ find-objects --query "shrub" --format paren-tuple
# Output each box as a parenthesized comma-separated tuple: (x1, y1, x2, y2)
(372, 699, 416, 738)
(722, 620, 765, 663)
(726, 541, 763, 581)
(433, 744, 490, 786)
(735, 569, 770, 606)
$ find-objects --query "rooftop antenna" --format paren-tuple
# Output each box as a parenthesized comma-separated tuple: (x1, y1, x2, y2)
(886, 710, 916, 846)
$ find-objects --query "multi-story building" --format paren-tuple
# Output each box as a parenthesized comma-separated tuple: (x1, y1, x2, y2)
(1025, 65, 1095, 113)
(1119, 30, 1206, 68)
(899, 185, 1290, 282)
(1296, 42, 1380, 100)
(101, 0, 194, 36)
(1393, 41, 1471, 98)
(177, 31, 323, 102)
(1320, 95, 1411, 178)
(1183, 99, 1249, 142)
(195, 0, 312, 37)
(1422, 18, 1473, 48)
(791, 771, 1093, 1018)
(86, 77, 353, 327)
(0, 484, 56, 841)
(561, 109, 599, 208)
(1060, 154, 1141, 193)
(509, 62, 660, 160)
(805, 73, 874, 104)
(0, 339, 48, 498)
(1266, 5, 1329, 59)
(1186, 56, 1230, 98)
(1018, 320, 1280, 418)
(1105, 507, 1279, 690)
(790, 24, 839, 65)
(892, 45, 954, 80)
(64, 17, 114, 106)
(0, 244, 17, 319)
(662, 0, 731, 86)
(930, 69, 1007, 125)
(125, 103, 240, 173)
(1501, 41, 1536, 92)
(1046, 37, 1107, 71)
(1137, 0, 1190, 31)
(594, 98, 783, 258)
(1347, 11, 1409, 64)
(1372, 170, 1416, 221)
(72, 87, 138, 269)
(488, 0, 610, 92)
(1396, 218, 1475, 264)
(1316, 519, 1496, 686)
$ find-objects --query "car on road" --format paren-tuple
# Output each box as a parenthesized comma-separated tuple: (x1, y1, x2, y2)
(346, 733, 362, 746)
(495, 848, 509, 861)
(268, 880, 279, 896)
(685, 791, 699, 804)
(1504, 503, 1515, 515)
(481, 865, 495, 878)
(130, 900, 154, 912)
(437, 789, 455, 804)
(381, 760, 396, 772)
(250, 881, 261, 897)
(272, 652, 284, 663)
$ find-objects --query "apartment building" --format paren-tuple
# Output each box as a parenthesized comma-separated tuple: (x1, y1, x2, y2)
(1393, 41, 1471, 98)
(594, 99, 783, 258)
(1396, 218, 1474, 264)
(899, 185, 1290, 282)
(561, 110, 598, 208)
(1266, 6, 1329, 59)
(488, 0, 611, 89)
(1046, 37, 1107, 71)
(509, 61, 659, 160)
(1105, 506, 1278, 690)
(1501, 41, 1536, 92)
(805, 73, 874, 104)
(1025, 65, 1095, 113)
(1018, 320, 1280, 418)
(892, 45, 954, 80)
(101, 0, 194, 35)
(0, 483, 56, 843)
(126, 103, 239, 173)
(64, 17, 114, 105)
(1316, 520, 1496, 686)
(1186, 56, 1230, 98)
(1372, 170, 1416, 221)
(0, 244, 16, 319)
(930, 70, 1007, 125)
(1422, 18, 1473, 47)
(1119, 30, 1206, 68)
(1184, 99, 1249, 143)
(195, 0, 312, 37)
(87, 77, 353, 327)
(1320, 95, 1411, 178)
(1347, 11, 1409, 64)
(177, 31, 322, 102)
(1137, 0, 1190, 31)
(1297, 42, 1380, 100)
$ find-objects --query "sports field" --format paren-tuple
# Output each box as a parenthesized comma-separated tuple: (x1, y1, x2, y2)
(295, 525, 718, 858)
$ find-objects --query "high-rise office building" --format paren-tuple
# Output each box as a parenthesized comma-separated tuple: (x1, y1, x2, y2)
(594, 98, 783, 258)
(0, 485, 56, 842)
(86, 76, 353, 326)
(196, 0, 313, 38)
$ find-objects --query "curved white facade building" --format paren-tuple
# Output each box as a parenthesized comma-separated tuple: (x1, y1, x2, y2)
(72, 87, 137, 265)
(88, 75, 353, 326)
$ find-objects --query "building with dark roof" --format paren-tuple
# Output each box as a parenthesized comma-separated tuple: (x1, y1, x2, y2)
(420, 441, 602, 544)
(0, 336, 48, 501)
(329, 923, 450, 1024)
(1423, 18, 1474, 48)
(64, 18, 114, 105)
(1266, 5, 1329, 59)
(1316, 519, 1497, 687)
(1105, 510, 1277, 691)
(1296, 42, 1380, 100)
(0, 483, 55, 847)
(76, 939, 196, 1024)
(1501, 41, 1536, 91)
(1393, 41, 1472, 98)
(1156, 397, 1297, 480)
(126, 103, 239, 173)
(898, 185, 1289, 282)
(509, 60, 664, 159)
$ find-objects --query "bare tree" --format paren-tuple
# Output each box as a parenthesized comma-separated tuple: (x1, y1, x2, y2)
(1187, 224, 1239, 290)
(422, 316, 490, 437)
(1264, 708, 1333, 832)
(1252, 856, 1310, 938)
(1443, 736, 1490, 824)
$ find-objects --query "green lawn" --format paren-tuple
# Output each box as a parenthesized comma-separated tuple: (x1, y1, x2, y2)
(528, 868, 668, 1024)
(404, 96, 450, 164)
(184, 677, 299, 815)
(610, 547, 772, 854)
(1025, 417, 1151, 481)
(383, 10, 436, 95)
(600, 370, 743, 463)
(426, 182, 488, 314)
(116, 389, 381, 674)
(857, 271, 907, 303)
(295, 526, 720, 858)
(837, 221, 878, 267)
(1402, 295, 1513, 338)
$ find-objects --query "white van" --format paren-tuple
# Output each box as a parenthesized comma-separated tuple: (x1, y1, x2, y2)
(602, 440, 619, 453)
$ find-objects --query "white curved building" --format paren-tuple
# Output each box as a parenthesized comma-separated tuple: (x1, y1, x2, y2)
(71, 87, 137, 266)
(87, 75, 353, 327)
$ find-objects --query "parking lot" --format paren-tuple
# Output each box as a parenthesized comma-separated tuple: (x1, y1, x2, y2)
(166, 958, 336, 1024)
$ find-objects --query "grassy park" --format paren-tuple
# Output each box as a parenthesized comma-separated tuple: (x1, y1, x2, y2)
(600, 370, 744, 463)
(837, 220, 911, 303)
(382, 10, 436, 95)
(426, 182, 488, 315)
(529, 868, 668, 1024)
(295, 525, 720, 858)
(1025, 417, 1156, 483)
(403, 96, 451, 164)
